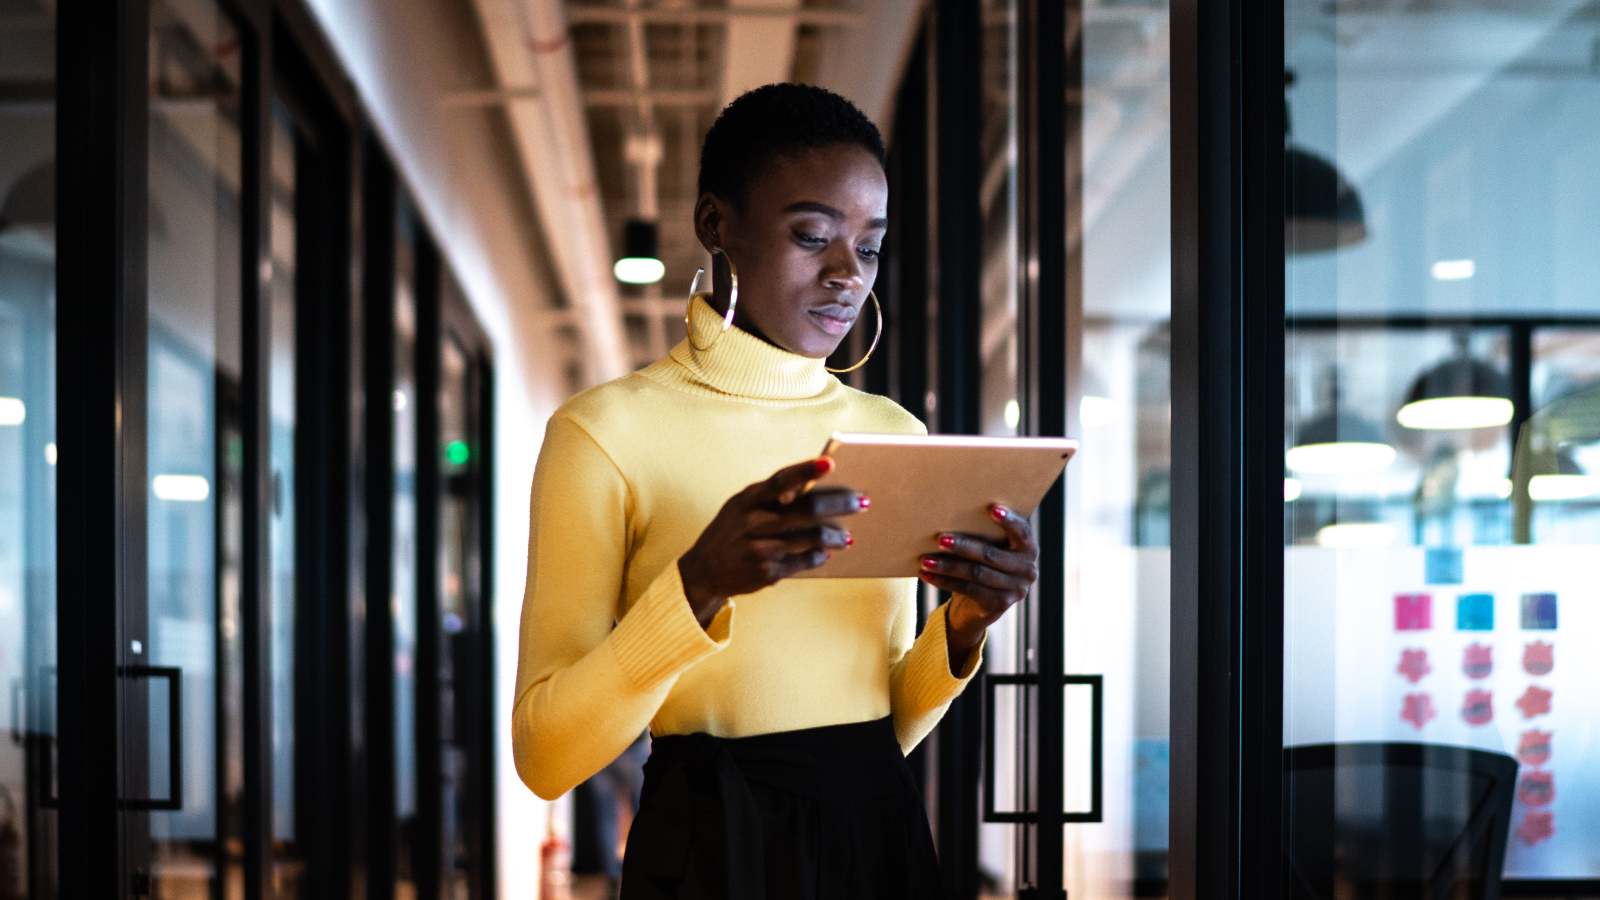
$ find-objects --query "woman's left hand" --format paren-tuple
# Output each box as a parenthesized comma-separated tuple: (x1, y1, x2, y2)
(918, 504, 1040, 671)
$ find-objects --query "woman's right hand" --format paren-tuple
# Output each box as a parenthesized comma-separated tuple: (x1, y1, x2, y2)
(677, 457, 867, 628)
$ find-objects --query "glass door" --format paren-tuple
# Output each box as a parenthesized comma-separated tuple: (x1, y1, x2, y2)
(1279, 0, 1600, 894)
(141, 0, 248, 894)
(967, 0, 1175, 895)
(0, 4, 60, 895)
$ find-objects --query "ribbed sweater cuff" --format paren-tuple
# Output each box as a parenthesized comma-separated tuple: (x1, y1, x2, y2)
(899, 598, 985, 708)
(608, 561, 734, 690)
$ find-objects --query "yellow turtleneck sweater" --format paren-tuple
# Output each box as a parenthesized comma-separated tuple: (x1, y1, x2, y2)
(512, 293, 986, 801)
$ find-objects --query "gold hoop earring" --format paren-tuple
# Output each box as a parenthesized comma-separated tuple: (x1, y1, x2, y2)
(686, 247, 738, 352)
(825, 290, 884, 374)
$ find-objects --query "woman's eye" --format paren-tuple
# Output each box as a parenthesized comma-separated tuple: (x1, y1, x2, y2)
(794, 232, 827, 247)
(857, 246, 881, 260)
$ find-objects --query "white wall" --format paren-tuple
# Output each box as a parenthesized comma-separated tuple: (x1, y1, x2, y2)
(299, 3, 569, 895)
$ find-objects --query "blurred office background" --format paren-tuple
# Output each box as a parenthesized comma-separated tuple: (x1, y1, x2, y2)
(2, 0, 1597, 897)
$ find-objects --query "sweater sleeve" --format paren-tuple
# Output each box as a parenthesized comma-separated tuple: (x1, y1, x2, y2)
(886, 578, 985, 754)
(511, 414, 735, 800)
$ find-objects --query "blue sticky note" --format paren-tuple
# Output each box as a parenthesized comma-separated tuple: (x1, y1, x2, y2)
(1457, 593, 1494, 631)
(1521, 593, 1558, 630)
(1426, 547, 1464, 585)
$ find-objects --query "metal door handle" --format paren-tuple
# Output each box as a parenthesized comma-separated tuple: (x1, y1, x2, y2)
(10, 678, 24, 745)
(981, 672, 1104, 823)
(118, 665, 184, 810)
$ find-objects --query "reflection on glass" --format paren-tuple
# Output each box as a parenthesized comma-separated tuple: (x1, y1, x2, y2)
(439, 328, 473, 896)
(1062, 1, 1174, 896)
(976, 0, 1022, 893)
(146, 0, 243, 894)
(1283, 0, 1600, 890)
(0, 3, 59, 894)
(268, 100, 302, 897)
(393, 204, 419, 891)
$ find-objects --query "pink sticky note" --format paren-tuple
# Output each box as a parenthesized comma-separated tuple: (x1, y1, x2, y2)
(1395, 593, 1432, 631)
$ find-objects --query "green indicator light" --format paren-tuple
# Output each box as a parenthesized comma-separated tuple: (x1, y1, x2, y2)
(445, 440, 470, 466)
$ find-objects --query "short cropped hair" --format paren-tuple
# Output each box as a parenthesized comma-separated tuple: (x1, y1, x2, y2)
(698, 82, 887, 208)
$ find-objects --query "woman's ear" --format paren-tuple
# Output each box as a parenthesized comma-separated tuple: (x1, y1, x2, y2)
(693, 193, 726, 252)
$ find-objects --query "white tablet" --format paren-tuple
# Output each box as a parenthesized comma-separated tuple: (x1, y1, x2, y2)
(789, 432, 1078, 579)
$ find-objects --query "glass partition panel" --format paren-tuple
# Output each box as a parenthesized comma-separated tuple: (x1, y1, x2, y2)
(145, 0, 244, 893)
(0, 3, 60, 893)
(1283, 0, 1600, 891)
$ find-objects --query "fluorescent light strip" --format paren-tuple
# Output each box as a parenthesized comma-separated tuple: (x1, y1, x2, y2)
(152, 474, 211, 502)
(1285, 441, 1397, 475)
(1529, 474, 1599, 502)
(0, 397, 25, 426)
(1315, 522, 1397, 549)
(1431, 259, 1475, 281)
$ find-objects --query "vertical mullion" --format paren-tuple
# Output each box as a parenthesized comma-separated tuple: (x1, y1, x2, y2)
(1170, 0, 1286, 897)
(56, 1, 150, 896)
(477, 358, 497, 900)
(933, 2, 983, 897)
(361, 141, 399, 900)
(239, 1, 274, 895)
(1020, 0, 1069, 896)
(1238, 0, 1286, 896)
(415, 234, 444, 900)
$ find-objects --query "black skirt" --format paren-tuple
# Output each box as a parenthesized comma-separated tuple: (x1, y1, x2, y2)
(619, 715, 945, 899)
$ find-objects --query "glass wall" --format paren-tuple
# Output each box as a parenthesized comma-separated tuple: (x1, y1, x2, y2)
(1064, 0, 1172, 895)
(267, 99, 303, 896)
(393, 202, 420, 894)
(1282, 0, 1600, 890)
(145, 0, 244, 893)
(976, 1, 1023, 894)
(0, 3, 59, 895)
(439, 326, 473, 898)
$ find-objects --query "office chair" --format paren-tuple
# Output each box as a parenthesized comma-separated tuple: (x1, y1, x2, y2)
(1284, 742, 1517, 900)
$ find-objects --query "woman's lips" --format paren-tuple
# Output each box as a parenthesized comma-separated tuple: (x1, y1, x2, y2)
(808, 307, 855, 336)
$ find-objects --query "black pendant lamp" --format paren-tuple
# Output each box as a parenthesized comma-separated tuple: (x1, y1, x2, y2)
(1397, 331, 1513, 432)
(1286, 72, 1367, 254)
(1287, 367, 1396, 475)
(613, 218, 665, 285)
(0, 160, 54, 260)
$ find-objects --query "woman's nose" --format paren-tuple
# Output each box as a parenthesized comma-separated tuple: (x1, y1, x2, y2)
(821, 242, 865, 291)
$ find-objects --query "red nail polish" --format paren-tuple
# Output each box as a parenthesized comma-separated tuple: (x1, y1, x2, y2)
(921, 557, 938, 570)
(858, 495, 871, 511)
(815, 457, 834, 475)
(991, 504, 1008, 521)
(939, 534, 955, 549)
(845, 532, 854, 547)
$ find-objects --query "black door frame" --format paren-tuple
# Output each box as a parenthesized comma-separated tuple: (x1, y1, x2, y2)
(1169, 0, 1286, 897)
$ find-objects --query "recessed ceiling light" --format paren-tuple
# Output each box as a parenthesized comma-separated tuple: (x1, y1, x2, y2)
(1431, 259, 1476, 281)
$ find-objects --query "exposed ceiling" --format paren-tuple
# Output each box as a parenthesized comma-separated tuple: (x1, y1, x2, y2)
(462, 0, 923, 394)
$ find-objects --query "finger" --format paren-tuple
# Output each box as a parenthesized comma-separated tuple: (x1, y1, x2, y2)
(757, 457, 835, 506)
(747, 524, 851, 553)
(920, 554, 1032, 594)
(931, 532, 1038, 580)
(774, 547, 831, 578)
(765, 487, 867, 521)
(916, 572, 1014, 616)
(988, 504, 1037, 553)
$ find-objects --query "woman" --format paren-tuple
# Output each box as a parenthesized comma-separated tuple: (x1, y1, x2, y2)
(513, 83, 1040, 899)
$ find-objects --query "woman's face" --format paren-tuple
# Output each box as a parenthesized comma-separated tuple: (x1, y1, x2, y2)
(694, 143, 888, 359)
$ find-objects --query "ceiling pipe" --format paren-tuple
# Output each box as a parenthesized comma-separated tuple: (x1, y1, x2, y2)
(469, 0, 630, 384)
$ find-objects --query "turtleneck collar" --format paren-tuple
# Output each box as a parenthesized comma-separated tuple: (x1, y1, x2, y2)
(654, 292, 837, 401)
